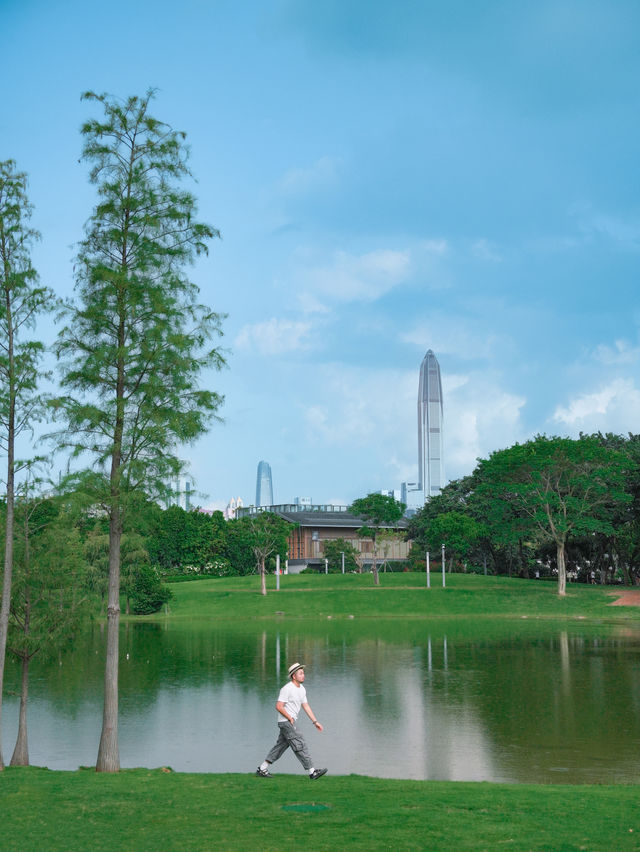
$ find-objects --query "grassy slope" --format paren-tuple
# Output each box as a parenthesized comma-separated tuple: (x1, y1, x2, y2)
(2, 767, 640, 852)
(159, 571, 640, 624)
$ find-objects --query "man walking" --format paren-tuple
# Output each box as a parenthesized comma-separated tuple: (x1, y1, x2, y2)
(256, 662, 327, 780)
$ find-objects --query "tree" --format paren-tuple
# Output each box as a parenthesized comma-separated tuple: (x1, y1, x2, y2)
(411, 510, 486, 571)
(240, 512, 295, 595)
(54, 91, 225, 772)
(8, 483, 87, 766)
(0, 160, 55, 771)
(475, 435, 630, 596)
(349, 494, 406, 585)
(322, 538, 359, 573)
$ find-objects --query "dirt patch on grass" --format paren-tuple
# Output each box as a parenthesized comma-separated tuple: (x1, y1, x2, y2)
(609, 590, 640, 606)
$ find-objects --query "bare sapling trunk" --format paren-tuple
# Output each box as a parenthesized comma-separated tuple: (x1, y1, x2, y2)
(372, 536, 380, 586)
(260, 558, 267, 596)
(557, 540, 567, 597)
(10, 655, 30, 766)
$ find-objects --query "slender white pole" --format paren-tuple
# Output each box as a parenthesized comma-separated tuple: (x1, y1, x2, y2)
(341, 551, 345, 574)
(442, 543, 446, 588)
(276, 554, 280, 591)
(426, 551, 430, 588)
(325, 558, 328, 575)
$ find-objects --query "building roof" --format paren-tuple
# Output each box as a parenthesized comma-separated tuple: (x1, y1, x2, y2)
(236, 503, 407, 530)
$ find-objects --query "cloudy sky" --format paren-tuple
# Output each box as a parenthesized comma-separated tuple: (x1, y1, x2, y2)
(2, 0, 639, 509)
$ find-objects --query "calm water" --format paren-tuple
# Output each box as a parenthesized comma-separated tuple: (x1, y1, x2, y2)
(3, 619, 640, 783)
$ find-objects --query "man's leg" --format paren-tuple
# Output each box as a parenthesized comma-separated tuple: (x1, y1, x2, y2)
(278, 722, 313, 771)
(264, 725, 290, 764)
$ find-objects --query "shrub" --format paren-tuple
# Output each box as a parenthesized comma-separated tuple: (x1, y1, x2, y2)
(130, 565, 173, 614)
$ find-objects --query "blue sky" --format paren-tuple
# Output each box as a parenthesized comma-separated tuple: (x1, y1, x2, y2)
(2, 0, 639, 509)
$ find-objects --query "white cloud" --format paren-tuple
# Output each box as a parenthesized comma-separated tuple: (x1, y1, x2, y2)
(234, 318, 313, 355)
(471, 238, 503, 262)
(401, 315, 512, 361)
(299, 363, 526, 489)
(552, 378, 640, 431)
(279, 156, 341, 195)
(593, 339, 640, 365)
(444, 372, 527, 474)
(300, 248, 411, 304)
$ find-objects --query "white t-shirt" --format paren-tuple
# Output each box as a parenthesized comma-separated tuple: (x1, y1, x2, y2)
(277, 681, 307, 722)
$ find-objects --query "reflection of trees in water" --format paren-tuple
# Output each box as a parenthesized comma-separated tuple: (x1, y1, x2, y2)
(8, 620, 640, 782)
(444, 630, 640, 781)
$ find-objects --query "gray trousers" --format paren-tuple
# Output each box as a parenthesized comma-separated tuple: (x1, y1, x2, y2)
(265, 721, 313, 770)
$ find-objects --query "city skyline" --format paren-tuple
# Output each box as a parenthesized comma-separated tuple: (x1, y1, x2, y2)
(3, 2, 639, 510)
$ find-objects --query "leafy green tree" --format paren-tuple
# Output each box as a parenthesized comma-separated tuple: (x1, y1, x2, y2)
(0, 161, 56, 771)
(129, 564, 172, 614)
(146, 505, 228, 572)
(8, 482, 87, 766)
(475, 435, 630, 596)
(349, 493, 406, 585)
(322, 538, 359, 572)
(53, 91, 225, 772)
(240, 512, 295, 595)
(415, 510, 486, 571)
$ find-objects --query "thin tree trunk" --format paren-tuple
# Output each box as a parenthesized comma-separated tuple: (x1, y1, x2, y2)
(10, 655, 29, 766)
(557, 540, 567, 597)
(260, 559, 266, 596)
(96, 512, 121, 772)
(0, 305, 15, 771)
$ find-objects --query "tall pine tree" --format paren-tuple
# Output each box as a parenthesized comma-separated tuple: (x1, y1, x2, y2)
(55, 91, 225, 771)
(0, 161, 54, 771)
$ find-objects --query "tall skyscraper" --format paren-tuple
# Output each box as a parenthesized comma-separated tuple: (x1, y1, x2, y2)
(417, 349, 444, 499)
(255, 460, 274, 507)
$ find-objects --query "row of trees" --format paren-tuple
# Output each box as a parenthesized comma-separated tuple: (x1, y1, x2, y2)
(1, 90, 226, 772)
(407, 433, 640, 596)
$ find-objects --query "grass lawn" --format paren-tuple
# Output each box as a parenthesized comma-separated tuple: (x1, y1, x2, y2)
(157, 571, 640, 626)
(2, 766, 640, 852)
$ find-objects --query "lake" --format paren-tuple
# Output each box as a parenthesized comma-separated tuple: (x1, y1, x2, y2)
(3, 619, 640, 783)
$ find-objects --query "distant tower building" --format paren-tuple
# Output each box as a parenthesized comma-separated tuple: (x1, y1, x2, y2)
(224, 496, 244, 520)
(417, 349, 444, 499)
(255, 460, 274, 507)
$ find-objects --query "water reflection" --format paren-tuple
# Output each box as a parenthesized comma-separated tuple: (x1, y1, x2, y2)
(3, 621, 640, 783)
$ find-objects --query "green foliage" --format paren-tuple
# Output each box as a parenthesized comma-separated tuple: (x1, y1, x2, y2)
(53, 89, 226, 514)
(130, 565, 172, 615)
(350, 493, 406, 527)
(147, 505, 227, 572)
(349, 493, 406, 583)
(475, 434, 631, 594)
(322, 538, 360, 572)
(226, 512, 296, 594)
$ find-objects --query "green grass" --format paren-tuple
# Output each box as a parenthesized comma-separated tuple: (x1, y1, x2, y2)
(155, 571, 640, 626)
(2, 766, 639, 851)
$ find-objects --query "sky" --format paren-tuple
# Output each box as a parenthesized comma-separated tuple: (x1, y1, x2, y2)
(1, 0, 639, 510)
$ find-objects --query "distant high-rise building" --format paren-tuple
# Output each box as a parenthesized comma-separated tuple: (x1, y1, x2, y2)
(224, 496, 244, 521)
(417, 349, 444, 499)
(255, 460, 274, 507)
(165, 476, 192, 511)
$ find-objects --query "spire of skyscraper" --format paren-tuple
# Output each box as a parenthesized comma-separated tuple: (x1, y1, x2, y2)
(417, 349, 444, 499)
(255, 460, 274, 506)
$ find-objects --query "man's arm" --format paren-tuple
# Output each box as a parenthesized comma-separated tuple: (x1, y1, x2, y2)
(302, 702, 323, 732)
(276, 700, 295, 724)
